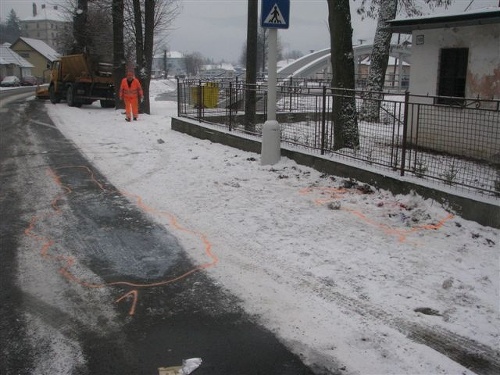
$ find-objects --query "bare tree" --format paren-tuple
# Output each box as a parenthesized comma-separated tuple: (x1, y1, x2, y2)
(327, 0, 360, 150)
(284, 50, 304, 60)
(125, 0, 180, 114)
(240, 27, 283, 75)
(359, 0, 453, 121)
(0, 9, 21, 43)
(184, 52, 204, 76)
(113, 0, 125, 109)
(57, 1, 113, 56)
(72, 0, 89, 53)
(359, 0, 397, 121)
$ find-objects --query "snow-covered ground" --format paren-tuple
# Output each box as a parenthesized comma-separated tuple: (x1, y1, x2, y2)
(41, 79, 499, 374)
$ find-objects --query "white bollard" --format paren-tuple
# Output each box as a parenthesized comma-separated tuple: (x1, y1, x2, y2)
(261, 120, 281, 165)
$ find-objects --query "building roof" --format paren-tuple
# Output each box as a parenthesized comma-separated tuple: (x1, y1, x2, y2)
(387, 7, 500, 33)
(21, 4, 68, 23)
(0, 46, 34, 68)
(15, 37, 60, 61)
(168, 51, 184, 59)
(202, 63, 235, 72)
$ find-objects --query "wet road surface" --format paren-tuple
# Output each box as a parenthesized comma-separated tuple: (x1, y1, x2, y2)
(0, 97, 318, 374)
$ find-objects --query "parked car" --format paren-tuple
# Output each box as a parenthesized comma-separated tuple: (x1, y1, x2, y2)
(1, 76, 21, 87)
(21, 75, 38, 86)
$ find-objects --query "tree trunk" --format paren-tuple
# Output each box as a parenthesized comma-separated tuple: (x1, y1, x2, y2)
(72, 0, 89, 54)
(132, 0, 144, 68)
(112, 0, 125, 110)
(245, 0, 258, 132)
(360, 0, 397, 122)
(141, 0, 155, 115)
(327, 0, 359, 150)
(130, 0, 153, 115)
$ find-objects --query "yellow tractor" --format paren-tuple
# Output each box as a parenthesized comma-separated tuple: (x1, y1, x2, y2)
(43, 53, 115, 108)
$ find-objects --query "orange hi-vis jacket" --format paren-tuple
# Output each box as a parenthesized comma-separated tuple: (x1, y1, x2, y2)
(119, 77, 143, 100)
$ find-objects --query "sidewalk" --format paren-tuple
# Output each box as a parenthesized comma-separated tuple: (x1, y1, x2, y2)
(45, 80, 500, 374)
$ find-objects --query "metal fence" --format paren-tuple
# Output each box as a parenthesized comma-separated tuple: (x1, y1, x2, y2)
(177, 79, 500, 198)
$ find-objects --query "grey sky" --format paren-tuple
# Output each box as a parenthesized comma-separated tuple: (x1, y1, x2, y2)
(1, 0, 498, 63)
(169, 0, 336, 62)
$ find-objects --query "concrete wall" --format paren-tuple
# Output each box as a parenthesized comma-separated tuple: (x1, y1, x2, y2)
(172, 117, 500, 229)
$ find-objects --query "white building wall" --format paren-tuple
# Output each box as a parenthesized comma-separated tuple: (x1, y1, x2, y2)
(406, 23, 500, 162)
(409, 24, 500, 100)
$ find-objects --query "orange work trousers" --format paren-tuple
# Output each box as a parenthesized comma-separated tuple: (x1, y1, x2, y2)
(124, 96, 139, 120)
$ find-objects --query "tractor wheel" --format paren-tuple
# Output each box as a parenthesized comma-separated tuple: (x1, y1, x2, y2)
(49, 85, 60, 104)
(66, 84, 82, 108)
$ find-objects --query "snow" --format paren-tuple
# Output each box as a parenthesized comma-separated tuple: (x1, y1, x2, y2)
(17, 37, 60, 62)
(41, 79, 499, 374)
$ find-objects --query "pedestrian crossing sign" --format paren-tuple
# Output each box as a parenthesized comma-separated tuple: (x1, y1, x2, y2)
(261, 0, 290, 29)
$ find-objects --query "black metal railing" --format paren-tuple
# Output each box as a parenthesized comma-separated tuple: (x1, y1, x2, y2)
(177, 79, 500, 198)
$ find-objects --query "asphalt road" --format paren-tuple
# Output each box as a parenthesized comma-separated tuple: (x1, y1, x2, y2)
(0, 94, 318, 374)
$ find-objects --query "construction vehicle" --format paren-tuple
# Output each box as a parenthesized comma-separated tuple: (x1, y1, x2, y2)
(48, 54, 115, 108)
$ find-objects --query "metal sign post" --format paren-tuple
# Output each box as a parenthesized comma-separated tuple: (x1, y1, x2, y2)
(260, 0, 289, 165)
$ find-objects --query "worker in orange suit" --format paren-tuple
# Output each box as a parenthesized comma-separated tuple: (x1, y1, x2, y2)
(119, 71, 144, 122)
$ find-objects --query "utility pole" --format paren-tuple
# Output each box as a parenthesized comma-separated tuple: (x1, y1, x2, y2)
(245, 0, 258, 132)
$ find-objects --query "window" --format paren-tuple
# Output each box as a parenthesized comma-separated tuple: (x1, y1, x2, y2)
(437, 48, 468, 105)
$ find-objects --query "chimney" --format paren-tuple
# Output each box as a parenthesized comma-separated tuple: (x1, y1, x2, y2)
(32, 3, 37, 17)
(54, 5, 58, 10)
(41, 4, 46, 9)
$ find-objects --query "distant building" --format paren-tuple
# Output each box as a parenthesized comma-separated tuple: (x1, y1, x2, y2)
(200, 63, 235, 79)
(10, 37, 60, 82)
(152, 51, 187, 78)
(0, 45, 34, 79)
(19, 3, 71, 53)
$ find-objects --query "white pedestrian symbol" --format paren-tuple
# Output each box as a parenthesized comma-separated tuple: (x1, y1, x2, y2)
(264, 4, 286, 25)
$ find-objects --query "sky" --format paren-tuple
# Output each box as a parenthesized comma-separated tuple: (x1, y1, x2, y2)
(1, 0, 499, 62)
(3, 80, 498, 373)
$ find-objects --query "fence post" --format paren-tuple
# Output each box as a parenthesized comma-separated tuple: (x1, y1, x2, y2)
(400, 91, 410, 176)
(321, 86, 327, 155)
(236, 77, 240, 114)
(197, 80, 202, 121)
(176, 77, 181, 117)
(229, 82, 233, 131)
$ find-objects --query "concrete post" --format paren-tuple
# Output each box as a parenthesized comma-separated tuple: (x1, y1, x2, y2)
(261, 28, 281, 165)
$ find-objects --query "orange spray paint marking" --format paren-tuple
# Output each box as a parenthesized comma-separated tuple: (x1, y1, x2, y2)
(115, 290, 139, 316)
(300, 186, 454, 242)
(24, 165, 218, 316)
(122, 190, 219, 270)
